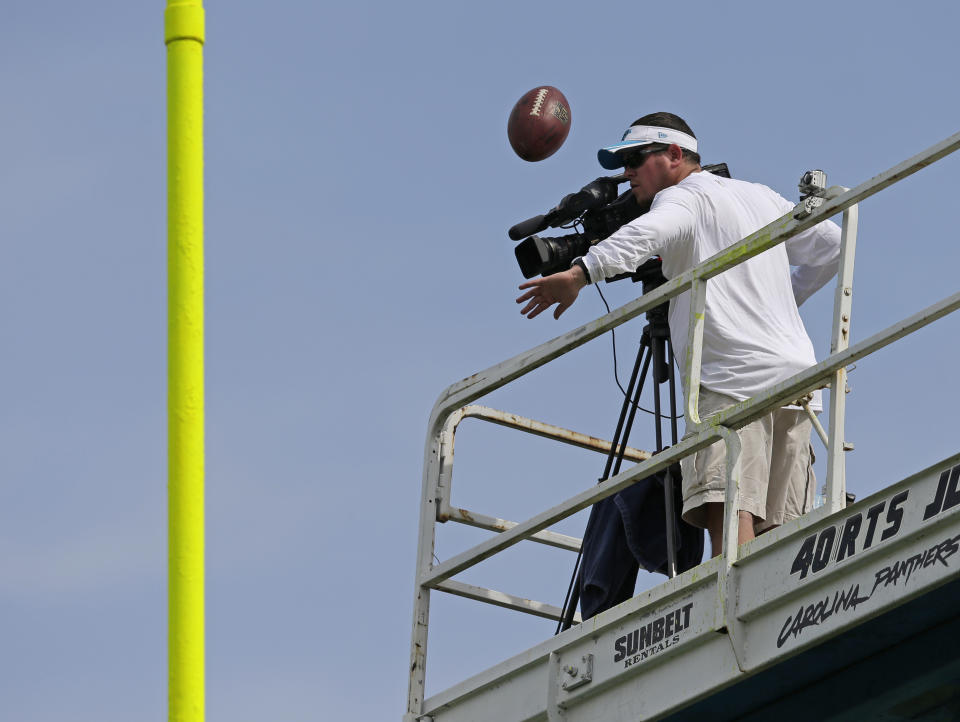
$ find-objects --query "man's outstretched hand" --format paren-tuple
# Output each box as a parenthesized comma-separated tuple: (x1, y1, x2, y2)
(516, 265, 588, 319)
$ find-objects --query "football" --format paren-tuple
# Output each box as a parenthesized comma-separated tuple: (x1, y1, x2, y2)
(507, 86, 571, 162)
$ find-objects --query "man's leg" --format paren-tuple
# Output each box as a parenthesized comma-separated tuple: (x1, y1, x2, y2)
(756, 408, 816, 535)
(680, 388, 772, 534)
(705, 502, 757, 557)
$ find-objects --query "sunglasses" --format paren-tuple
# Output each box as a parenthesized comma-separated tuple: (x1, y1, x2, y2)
(620, 145, 668, 169)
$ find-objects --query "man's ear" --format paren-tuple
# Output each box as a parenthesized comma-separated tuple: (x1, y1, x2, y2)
(667, 143, 684, 165)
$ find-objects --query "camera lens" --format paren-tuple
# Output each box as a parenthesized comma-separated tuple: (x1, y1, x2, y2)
(515, 234, 591, 278)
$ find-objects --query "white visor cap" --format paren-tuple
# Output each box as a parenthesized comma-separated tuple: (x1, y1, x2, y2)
(598, 125, 698, 170)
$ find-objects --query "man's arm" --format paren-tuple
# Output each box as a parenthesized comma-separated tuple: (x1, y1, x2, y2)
(785, 217, 842, 306)
(580, 199, 693, 283)
(516, 197, 695, 320)
(516, 264, 588, 319)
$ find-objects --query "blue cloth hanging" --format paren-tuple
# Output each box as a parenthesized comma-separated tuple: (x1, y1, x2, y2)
(579, 464, 703, 620)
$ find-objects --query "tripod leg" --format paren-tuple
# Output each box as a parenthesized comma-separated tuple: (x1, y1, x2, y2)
(663, 467, 678, 578)
(558, 338, 651, 634)
(602, 338, 648, 481)
(557, 557, 582, 634)
(652, 334, 677, 578)
(612, 341, 652, 477)
(652, 346, 665, 454)
(667, 336, 680, 446)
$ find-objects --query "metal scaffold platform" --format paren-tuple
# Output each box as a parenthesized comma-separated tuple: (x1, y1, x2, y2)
(404, 130, 960, 722)
(420, 455, 960, 721)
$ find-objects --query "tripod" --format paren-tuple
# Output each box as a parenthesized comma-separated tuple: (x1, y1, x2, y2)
(556, 292, 681, 634)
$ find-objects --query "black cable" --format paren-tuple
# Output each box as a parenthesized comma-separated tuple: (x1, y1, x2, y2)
(594, 284, 682, 421)
(555, 548, 583, 635)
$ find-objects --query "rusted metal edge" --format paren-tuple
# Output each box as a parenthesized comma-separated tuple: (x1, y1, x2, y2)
(434, 579, 582, 623)
(442, 506, 582, 552)
(459, 405, 650, 463)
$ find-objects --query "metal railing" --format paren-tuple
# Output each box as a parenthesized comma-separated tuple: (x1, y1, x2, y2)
(404, 130, 960, 720)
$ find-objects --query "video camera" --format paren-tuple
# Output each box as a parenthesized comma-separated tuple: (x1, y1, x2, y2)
(509, 163, 731, 280)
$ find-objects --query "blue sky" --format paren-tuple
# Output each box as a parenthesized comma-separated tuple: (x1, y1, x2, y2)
(3, 1, 960, 719)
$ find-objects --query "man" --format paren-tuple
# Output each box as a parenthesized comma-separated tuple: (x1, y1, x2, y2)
(516, 112, 840, 556)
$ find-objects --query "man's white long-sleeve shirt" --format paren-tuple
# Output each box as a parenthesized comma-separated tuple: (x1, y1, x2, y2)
(580, 171, 841, 409)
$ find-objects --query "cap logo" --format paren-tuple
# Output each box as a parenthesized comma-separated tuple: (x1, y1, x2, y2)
(616, 125, 698, 153)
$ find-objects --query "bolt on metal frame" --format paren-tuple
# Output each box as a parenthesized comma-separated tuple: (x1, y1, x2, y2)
(405, 130, 960, 721)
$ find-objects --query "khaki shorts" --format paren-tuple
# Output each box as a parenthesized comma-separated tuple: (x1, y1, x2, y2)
(679, 387, 816, 533)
